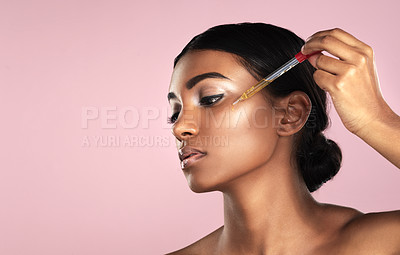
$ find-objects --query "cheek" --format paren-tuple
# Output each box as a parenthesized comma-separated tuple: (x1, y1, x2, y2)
(192, 101, 278, 187)
(221, 106, 277, 172)
(199, 100, 275, 132)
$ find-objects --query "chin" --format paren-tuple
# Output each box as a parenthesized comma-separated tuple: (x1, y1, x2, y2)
(186, 176, 219, 193)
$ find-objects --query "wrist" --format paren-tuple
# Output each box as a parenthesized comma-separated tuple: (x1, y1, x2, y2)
(355, 105, 400, 141)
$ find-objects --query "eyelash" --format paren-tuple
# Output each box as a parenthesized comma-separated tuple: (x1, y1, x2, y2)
(167, 94, 224, 124)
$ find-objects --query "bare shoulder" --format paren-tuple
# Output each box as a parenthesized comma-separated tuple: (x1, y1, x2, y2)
(337, 209, 400, 254)
(164, 226, 223, 255)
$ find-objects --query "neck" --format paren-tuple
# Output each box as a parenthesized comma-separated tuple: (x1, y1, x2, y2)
(218, 138, 326, 254)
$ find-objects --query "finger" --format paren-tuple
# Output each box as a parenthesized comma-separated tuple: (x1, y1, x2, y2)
(313, 69, 337, 93)
(302, 34, 357, 61)
(313, 54, 351, 75)
(305, 28, 373, 55)
(306, 52, 323, 69)
(306, 28, 365, 49)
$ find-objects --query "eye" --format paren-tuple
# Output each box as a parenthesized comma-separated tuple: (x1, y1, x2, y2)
(167, 94, 224, 124)
(199, 93, 224, 106)
(167, 112, 180, 124)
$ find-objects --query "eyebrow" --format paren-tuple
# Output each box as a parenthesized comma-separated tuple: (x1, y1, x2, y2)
(167, 72, 230, 102)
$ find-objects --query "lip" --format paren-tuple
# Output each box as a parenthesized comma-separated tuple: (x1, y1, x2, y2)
(178, 147, 207, 169)
(180, 153, 206, 169)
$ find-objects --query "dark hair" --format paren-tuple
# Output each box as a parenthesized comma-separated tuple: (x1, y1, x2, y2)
(173, 23, 342, 192)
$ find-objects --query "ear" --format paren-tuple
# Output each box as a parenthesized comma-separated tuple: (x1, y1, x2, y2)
(273, 91, 312, 137)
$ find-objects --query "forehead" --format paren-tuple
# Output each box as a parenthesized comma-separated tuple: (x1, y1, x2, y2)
(169, 50, 252, 92)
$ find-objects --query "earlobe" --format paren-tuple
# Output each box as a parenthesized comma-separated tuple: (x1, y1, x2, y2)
(276, 91, 312, 136)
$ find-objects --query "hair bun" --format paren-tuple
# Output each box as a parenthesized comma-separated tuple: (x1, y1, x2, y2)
(297, 132, 342, 192)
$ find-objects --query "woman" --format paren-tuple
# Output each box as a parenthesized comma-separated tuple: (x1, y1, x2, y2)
(166, 23, 400, 254)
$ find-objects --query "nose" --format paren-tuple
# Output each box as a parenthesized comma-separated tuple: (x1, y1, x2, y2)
(172, 107, 200, 142)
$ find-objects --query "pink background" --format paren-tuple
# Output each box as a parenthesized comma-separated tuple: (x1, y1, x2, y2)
(1, 0, 399, 254)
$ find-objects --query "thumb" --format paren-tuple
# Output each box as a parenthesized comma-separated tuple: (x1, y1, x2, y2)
(306, 52, 323, 69)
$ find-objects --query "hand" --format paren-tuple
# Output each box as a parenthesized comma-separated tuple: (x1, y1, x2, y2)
(301, 28, 392, 136)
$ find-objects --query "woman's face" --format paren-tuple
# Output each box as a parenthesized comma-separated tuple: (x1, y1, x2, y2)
(168, 50, 282, 193)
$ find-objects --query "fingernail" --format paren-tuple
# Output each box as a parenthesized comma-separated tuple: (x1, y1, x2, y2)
(301, 45, 305, 53)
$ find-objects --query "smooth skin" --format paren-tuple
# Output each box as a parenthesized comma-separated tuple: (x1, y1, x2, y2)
(302, 28, 400, 168)
(166, 28, 400, 255)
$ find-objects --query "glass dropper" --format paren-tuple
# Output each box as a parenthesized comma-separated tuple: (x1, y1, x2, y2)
(231, 51, 319, 110)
